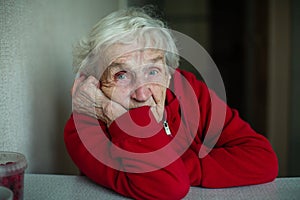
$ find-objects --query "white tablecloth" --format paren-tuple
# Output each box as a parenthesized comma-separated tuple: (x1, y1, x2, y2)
(24, 174, 300, 200)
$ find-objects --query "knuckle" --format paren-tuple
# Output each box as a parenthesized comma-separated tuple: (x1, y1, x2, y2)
(86, 76, 96, 83)
(102, 103, 110, 113)
(81, 84, 90, 93)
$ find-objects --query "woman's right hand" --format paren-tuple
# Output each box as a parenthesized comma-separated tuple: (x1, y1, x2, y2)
(71, 75, 127, 126)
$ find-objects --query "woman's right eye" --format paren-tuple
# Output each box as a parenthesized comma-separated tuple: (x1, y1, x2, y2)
(114, 71, 127, 81)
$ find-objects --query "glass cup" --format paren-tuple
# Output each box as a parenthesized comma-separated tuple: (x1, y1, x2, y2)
(0, 186, 13, 200)
(0, 152, 27, 200)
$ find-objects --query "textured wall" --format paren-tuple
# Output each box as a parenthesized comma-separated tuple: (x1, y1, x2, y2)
(0, 0, 119, 174)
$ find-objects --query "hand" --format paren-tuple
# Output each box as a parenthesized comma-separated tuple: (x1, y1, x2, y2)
(71, 75, 127, 126)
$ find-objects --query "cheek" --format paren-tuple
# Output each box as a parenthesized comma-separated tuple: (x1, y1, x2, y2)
(101, 85, 131, 102)
(151, 85, 167, 103)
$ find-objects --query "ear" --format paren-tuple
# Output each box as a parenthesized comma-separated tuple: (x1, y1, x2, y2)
(166, 73, 171, 88)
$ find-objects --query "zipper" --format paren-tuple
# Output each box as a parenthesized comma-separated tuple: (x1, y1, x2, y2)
(163, 120, 172, 136)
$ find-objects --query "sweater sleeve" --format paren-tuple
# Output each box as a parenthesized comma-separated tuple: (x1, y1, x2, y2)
(178, 70, 279, 188)
(64, 106, 190, 200)
(199, 105, 279, 188)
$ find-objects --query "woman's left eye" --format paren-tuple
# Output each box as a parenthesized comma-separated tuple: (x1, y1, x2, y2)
(149, 69, 158, 76)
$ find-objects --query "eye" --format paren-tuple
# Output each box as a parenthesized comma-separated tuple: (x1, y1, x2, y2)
(114, 71, 127, 80)
(149, 69, 159, 76)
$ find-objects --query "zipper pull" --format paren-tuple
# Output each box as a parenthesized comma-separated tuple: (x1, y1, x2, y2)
(163, 120, 172, 136)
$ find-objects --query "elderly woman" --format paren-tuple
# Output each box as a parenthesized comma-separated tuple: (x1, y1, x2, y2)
(64, 7, 278, 200)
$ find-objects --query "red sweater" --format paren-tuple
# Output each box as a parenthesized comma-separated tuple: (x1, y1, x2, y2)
(64, 69, 278, 200)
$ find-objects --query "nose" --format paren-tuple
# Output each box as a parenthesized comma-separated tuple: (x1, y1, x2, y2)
(130, 85, 152, 102)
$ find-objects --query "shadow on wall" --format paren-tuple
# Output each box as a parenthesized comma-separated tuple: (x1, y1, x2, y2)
(0, 0, 120, 174)
(25, 1, 121, 174)
(29, 47, 75, 174)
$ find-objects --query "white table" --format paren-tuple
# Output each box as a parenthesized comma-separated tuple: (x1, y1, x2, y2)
(24, 174, 300, 200)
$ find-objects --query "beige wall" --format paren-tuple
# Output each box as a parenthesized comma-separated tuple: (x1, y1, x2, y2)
(0, 0, 120, 174)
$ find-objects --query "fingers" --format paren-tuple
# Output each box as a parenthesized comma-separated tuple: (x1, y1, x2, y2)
(76, 76, 101, 103)
(72, 90, 96, 117)
(85, 75, 100, 87)
(71, 75, 86, 96)
(72, 75, 101, 118)
(71, 75, 100, 96)
(71, 74, 127, 124)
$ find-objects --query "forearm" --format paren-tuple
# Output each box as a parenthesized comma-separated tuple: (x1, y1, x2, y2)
(199, 139, 278, 188)
(193, 108, 278, 188)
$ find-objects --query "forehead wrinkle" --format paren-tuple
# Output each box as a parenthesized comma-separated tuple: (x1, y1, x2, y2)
(107, 50, 165, 72)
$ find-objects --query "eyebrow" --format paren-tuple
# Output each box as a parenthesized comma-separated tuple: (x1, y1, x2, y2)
(108, 62, 126, 69)
(108, 55, 164, 69)
(107, 60, 131, 71)
(148, 55, 164, 64)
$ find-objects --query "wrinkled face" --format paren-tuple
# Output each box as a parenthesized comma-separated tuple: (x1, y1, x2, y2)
(100, 47, 171, 116)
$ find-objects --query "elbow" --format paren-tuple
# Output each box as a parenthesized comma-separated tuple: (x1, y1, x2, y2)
(255, 149, 279, 184)
(138, 172, 190, 200)
(265, 151, 279, 181)
(249, 139, 279, 184)
(157, 178, 190, 200)
(170, 179, 190, 200)
(157, 166, 191, 200)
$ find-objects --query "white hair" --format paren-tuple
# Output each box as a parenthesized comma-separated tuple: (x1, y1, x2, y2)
(72, 7, 179, 77)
